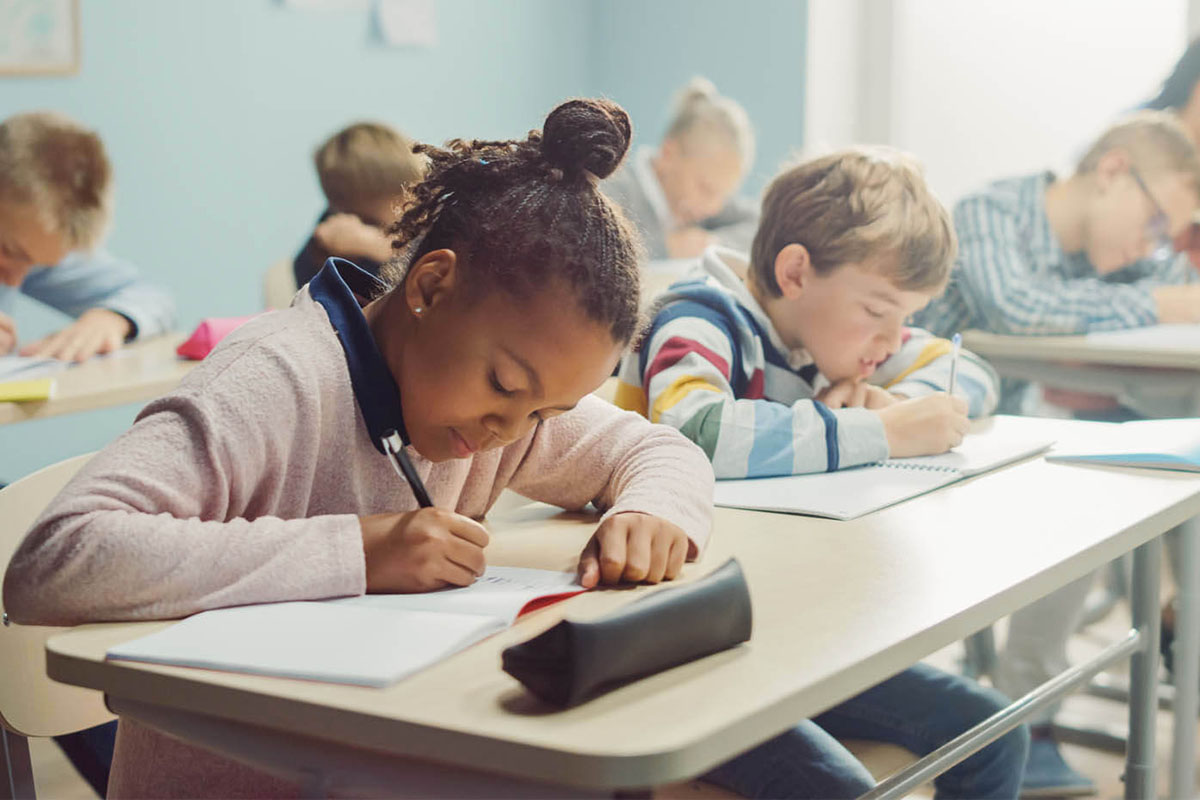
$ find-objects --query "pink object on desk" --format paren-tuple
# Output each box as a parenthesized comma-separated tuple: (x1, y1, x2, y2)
(175, 315, 261, 360)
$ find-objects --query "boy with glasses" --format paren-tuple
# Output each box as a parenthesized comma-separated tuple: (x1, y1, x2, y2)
(915, 110, 1200, 798)
(917, 110, 1200, 416)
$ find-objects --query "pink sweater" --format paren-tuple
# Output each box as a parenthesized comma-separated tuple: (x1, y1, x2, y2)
(4, 289, 714, 798)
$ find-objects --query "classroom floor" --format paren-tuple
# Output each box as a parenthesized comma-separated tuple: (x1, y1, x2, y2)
(28, 592, 1200, 800)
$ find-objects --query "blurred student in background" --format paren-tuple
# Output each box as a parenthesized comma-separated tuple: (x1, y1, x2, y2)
(0, 111, 174, 363)
(603, 77, 758, 261)
(915, 110, 1200, 799)
(292, 121, 425, 288)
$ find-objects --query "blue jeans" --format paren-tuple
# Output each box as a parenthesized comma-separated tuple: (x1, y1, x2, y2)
(703, 663, 1030, 799)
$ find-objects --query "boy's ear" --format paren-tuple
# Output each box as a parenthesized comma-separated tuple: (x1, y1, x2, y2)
(1093, 148, 1131, 193)
(774, 243, 813, 299)
(404, 249, 457, 316)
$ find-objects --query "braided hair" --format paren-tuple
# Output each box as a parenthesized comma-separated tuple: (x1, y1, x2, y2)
(384, 98, 644, 344)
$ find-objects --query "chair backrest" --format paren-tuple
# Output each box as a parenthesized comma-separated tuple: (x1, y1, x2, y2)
(0, 453, 114, 738)
(263, 258, 298, 311)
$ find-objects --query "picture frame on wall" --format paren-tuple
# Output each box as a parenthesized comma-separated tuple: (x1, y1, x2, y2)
(0, 0, 80, 76)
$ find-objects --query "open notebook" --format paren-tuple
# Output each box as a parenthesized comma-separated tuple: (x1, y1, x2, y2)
(0, 356, 66, 401)
(713, 416, 1054, 520)
(106, 566, 583, 687)
(1046, 418, 1200, 472)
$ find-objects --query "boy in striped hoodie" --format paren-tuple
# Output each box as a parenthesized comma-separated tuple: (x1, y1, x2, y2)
(616, 147, 998, 479)
(615, 148, 1028, 800)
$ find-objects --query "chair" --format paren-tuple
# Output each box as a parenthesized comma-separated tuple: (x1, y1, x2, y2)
(263, 258, 298, 311)
(1, 453, 112, 799)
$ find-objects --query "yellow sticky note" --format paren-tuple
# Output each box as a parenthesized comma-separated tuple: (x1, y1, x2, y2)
(0, 378, 55, 402)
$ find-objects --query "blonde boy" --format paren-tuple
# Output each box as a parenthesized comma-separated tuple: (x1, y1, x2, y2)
(616, 148, 1025, 798)
(0, 111, 174, 362)
(917, 111, 1200, 414)
(616, 147, 999, 478)
(914, 111, 1200, 796)
(293, 121, 424, 287)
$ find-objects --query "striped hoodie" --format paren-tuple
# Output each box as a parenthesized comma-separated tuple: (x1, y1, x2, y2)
(615, 247, 1000, 479)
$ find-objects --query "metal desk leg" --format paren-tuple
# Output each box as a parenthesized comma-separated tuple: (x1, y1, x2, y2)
(0, 728, 34, 800)
(1172, 519, 1199, 800)
(1128, 536, 1163, 800)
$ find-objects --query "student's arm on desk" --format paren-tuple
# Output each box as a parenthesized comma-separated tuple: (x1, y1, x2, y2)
(21, 250, 176, 341)
(506, 395, 713, 586)
(955, 195, 1170, 333)
(1, 367, 364, 626)
(627, 312, 889, 479)
(871, 327, 999, 417)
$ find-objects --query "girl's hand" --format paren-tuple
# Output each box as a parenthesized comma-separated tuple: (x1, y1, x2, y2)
(359, 507, 490, 593)
(19, 308, 132, 362)
(577, 512, 689, 589)
(0, 311, 15, 355)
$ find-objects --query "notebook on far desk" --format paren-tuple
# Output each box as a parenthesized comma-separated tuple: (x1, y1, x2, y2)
(1046, 418, 1200, 472)
(713, 415, 1054, 520)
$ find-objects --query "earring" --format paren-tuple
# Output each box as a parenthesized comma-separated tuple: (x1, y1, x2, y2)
(413, 306, 424, 316)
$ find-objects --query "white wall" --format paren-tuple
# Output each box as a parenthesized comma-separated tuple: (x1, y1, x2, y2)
(807, 0, 1189, 205)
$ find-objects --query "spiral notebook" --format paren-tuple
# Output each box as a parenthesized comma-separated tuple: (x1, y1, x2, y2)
(713, 416, 1054, 520)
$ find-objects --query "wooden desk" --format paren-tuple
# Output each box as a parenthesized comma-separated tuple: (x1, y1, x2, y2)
(964, 327, 1200, 797)
(43, 419, 1200, 797)
(0, 335, 192, 426)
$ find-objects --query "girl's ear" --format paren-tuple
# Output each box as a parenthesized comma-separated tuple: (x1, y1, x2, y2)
(774, 243, 814, 300)
(403, 249, 458, 317)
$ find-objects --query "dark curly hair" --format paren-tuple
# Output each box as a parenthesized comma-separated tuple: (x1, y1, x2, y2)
(382, 98, 644, 344)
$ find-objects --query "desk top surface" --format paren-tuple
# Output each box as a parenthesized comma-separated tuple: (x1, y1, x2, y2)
(0, 335, 192, 425)
(45, 417, 1200, 788)
(963, 326, 1200, 370)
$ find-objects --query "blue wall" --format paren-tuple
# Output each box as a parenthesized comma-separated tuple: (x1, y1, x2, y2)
(591, 0, 808, 195)
(1, 0, 805, 479)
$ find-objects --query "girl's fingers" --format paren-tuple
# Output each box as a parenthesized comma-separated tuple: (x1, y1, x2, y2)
(445, 535, 487, 577)
(437, 558, 479, 588)
(665, 534, 688, 580)
(577, 537, 601, 589)
(645, 525, 672, 584)
(597, 522, 628, 585)
(621, 523, 654, 583)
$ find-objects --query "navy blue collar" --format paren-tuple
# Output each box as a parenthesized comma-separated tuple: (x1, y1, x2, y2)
(309, 257, 408, 453)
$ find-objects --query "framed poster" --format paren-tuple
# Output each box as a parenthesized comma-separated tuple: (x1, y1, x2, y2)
(0, 0, 80, 76)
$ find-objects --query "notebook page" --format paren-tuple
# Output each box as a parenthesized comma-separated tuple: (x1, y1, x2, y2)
(0, 356, 64, 382)
(713, 466, 957, 520)
(107, 601, 504, 687)
(332, 565, 582, 624)
(885, 415, 1054, 477)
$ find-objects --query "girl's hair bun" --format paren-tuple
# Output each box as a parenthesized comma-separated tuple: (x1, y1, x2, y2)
(541, 98, 632, 180)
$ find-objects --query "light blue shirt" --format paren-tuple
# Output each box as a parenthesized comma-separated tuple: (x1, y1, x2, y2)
(1, 249, 175, 340)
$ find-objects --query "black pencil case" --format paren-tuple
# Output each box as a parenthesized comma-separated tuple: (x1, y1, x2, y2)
(500, 558, 752, 707)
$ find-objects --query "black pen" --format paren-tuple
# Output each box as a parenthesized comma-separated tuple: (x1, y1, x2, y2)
(381, 429, 433, 507)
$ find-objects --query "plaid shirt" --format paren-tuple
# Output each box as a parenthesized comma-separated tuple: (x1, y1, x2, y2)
(915, 171, 1195, 338)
